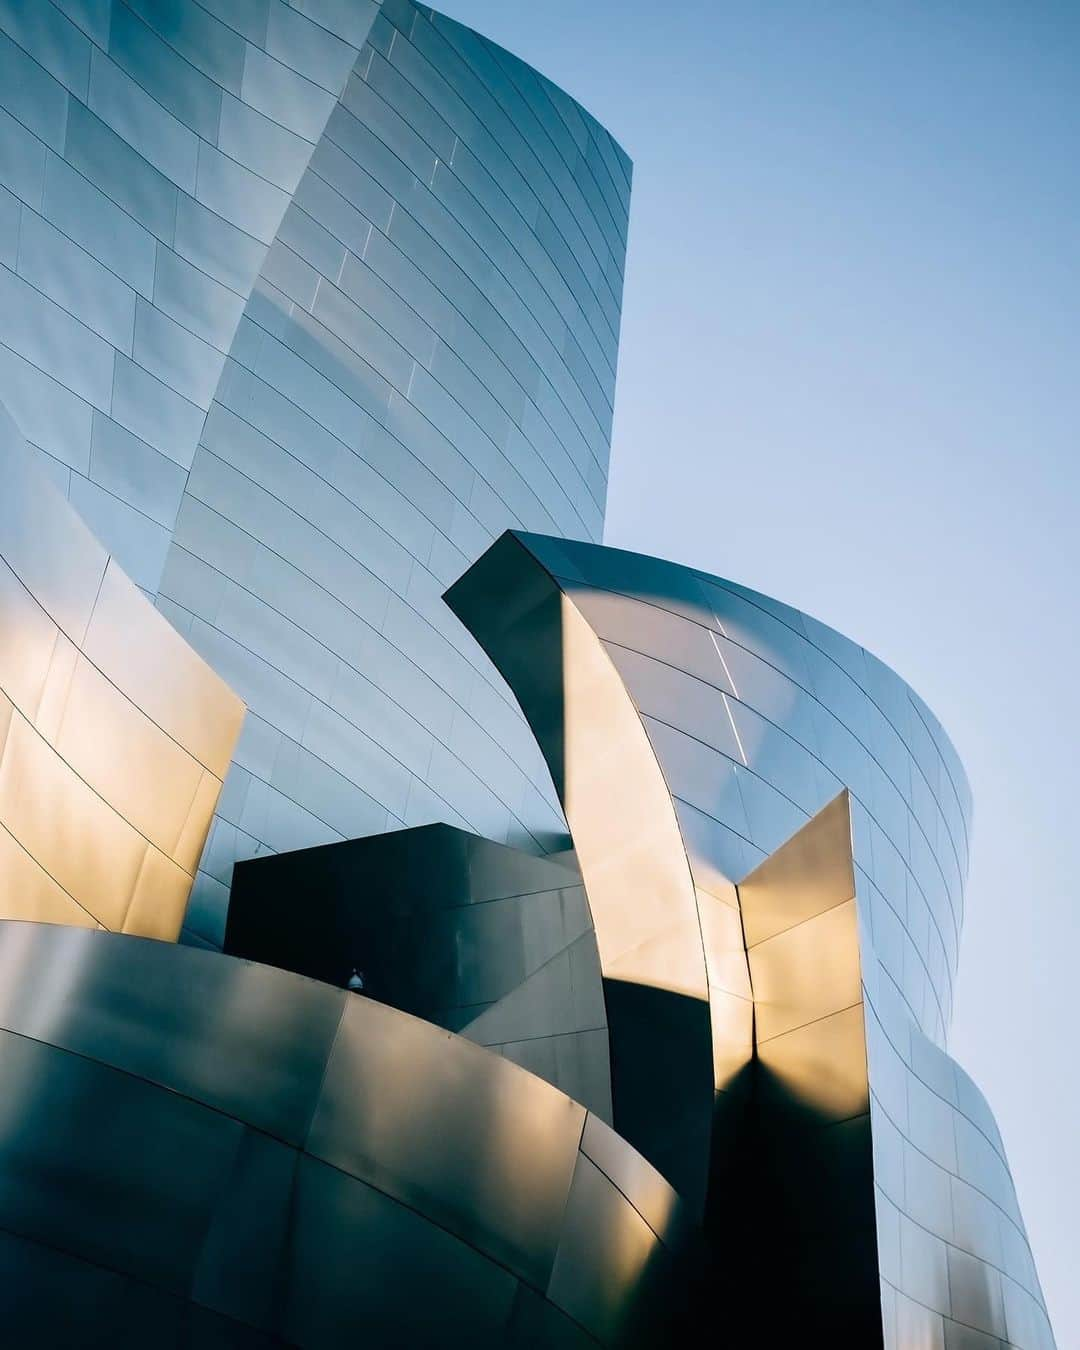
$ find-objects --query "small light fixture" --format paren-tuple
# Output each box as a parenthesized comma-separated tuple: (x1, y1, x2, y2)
(346, 968, 365, 994)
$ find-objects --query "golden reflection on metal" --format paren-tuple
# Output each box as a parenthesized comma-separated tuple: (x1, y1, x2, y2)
(559, 596, 706, 998)
(750, 899, 862, 1042)
(446, 535, 716, 1206)
(448, 538, 873, 1258)
(696, 886, 753, 1093)
(445, 535, 1048, 1346)
(757, 1003, 870, 1118)
(307, 993, 588, 1285)
(739, 792, 868, 1116)
(0, 413, 244, 940)
(739, 789, 858, 947)
(579, 1114, 682, 1240)
(734, 790, 880, 1341)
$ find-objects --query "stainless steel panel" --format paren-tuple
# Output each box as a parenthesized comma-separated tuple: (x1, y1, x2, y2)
(153, 244, 245, 351)
(108, 3, 223, 142)
(88, 46, 200, 193)
(67, 475, 172, 591)
(0, 0, 370, 585)
(504, 1283, 597, 1350)
(195, 142, 290, 246)
(265, 2, 359, 93)
(132, 294, 223, 407)
(641, 715, 751, 840)
(54, 652, 205, 852)
(0, 923, 343, 1144)
(142, 6, 629, 936)
(17, 208, 137, 353)
(900, 1212, 951, 1314)
(284, 1154, 520, 1349)
(739, 788, 855, 945)
(579, 1113, 687, 1242)
(908, 1071, 960, 1172)
(0, 1225, 179, 1349)
(0, 408, 242, 936)
(750, 900, 862, 1042)
(0, 915, 695, 1343)
(0, 105, 46, 211)
(0, 2, 90, 100)
(89, 412, 186, 528)
(241, 43, 335, 142)
(0, 553, 59, 715)
(110, 353, 205, 473)
(191, 1126, 299, 1331)
(308, 992, 585, 1287)
(173, 191, 265, 294)
(546, 1154, 672, 1347)
(905, 1141, 956, 1240)
(450, 530, 1052, 1345)
(65, 100, 178, 243)
(948, 1246, 1007, 1338)
(0, 35, 66, 156)
(0, 262, 115, 409)
(41, 151, 156, 296)
(0, 1027, 243, 1292)
(0, 705, 149, 928)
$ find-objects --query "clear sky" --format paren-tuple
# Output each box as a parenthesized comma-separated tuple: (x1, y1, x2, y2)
(441, 0, 1080, 1338)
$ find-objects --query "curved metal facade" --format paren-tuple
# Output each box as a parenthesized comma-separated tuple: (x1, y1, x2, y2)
(0, 398, 243, 939)
(0, 0, 630, 949)
(0, 0, 379, 594)
(447, 531, 1054, 1350)
(225, 823, 614, 1121)
(156, 1, 630, 946)
(0, 1, 1054, 1341)
(0, 920, 693, 1348)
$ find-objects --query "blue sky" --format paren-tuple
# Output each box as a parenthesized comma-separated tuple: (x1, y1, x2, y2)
(442, 0, 1080, 1338)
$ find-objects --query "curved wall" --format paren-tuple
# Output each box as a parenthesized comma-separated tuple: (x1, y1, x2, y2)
(448, 531, 1054, 1350)
(0, 0, 379, 594)
(0, 920, 693, 1348)
(0, 0, 631, 950)
(0, 400, 243, 939)
(153, 1, 631, 946)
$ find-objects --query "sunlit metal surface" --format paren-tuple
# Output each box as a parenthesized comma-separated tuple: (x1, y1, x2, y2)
(0, 919, 693, 1348)
(0, 402, 243, 939)
(447, 530, 1055, 1349)
(154, 0, 632, 948)
(446, 535, 714, 1206)
(0, 0, 631, 951)
(730, 793, 881, 1340)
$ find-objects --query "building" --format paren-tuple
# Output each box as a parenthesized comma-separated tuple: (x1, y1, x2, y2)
(0, 0, 630, 947)
(446, 531, 1056, 1348)
(0, 2, 1056, 1346)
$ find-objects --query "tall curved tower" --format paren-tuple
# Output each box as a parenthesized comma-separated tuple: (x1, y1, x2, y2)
(0, 0, 630, 947)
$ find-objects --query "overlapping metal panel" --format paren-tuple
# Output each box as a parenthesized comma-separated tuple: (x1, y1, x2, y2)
(0, 399, 243, 938)
(0, 0, 630, 949)
(0, 920, 694, 1348)
(447, 530, 1054, 1349)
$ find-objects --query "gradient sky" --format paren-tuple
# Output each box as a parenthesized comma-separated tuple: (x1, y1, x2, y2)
(440, 0, 1080, 1338)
